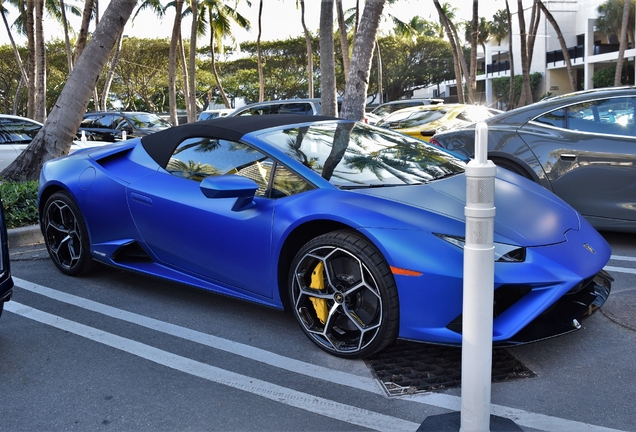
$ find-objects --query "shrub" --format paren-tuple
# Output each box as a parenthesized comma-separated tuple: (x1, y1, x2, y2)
(0, 180, 39, 229)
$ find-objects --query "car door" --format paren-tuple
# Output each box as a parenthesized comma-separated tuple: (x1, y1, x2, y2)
(126, 136, 278, 298)
(517, 96, 636, 223)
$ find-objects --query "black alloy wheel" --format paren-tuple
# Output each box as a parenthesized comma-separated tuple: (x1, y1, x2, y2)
(289, 230, 399, 358)
(42, 191, 98, 276)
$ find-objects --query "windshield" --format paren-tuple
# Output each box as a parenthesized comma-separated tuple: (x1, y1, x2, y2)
(260, 121, 465, 188)
(127, 113, 171, 128)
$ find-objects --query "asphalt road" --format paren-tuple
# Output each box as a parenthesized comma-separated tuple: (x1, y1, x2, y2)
(1, 230, 635, 432)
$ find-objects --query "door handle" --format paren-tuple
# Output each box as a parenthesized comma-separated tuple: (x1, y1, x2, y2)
(560, 154, 576, 162)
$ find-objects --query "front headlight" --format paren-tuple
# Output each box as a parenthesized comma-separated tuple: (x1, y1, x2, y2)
(434, 234, 526, 263)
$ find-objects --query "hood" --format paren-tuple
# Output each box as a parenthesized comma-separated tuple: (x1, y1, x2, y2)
(352, 169, 580, 247)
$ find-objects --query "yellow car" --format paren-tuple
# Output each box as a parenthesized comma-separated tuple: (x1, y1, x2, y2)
(375, 104, 499, 142)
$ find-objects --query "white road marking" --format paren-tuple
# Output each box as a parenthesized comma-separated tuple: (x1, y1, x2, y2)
(610, 255, 636, 262)
(5, 301, 418, 432)
(10, 278, 627, 432)
(604, 266, 636, 275)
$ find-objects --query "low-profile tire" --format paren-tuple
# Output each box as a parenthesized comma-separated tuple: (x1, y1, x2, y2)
(42, 191, 98, 276)
(288, 230, 399, 358)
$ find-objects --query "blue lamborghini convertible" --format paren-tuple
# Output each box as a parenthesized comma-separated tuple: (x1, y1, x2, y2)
(38, 114, 612, 358)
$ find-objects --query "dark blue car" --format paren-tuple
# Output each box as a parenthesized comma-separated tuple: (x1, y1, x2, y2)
(38, 115, 611, 358)
(0, 198, 14, 319)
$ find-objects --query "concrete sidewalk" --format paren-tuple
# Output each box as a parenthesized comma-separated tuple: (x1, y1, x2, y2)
(8, 224, 43, 248)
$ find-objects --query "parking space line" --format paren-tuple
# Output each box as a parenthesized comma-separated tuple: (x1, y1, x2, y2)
(11, 277, 627, 432)
(610, 255, 636, 262)
(604, 266, 636, 275)
(5, 301, 419, 432)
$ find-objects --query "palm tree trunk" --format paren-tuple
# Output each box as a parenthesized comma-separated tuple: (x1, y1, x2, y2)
(340, 0, 385, 121)
(614, 0, 631, 86)
(537, 0, 576, 92)
(468, 0, 478, 103)
(209, 12, 231, 108)
(1, 7, 29, 86)
(26, 0, 36, 119)
(319, 0, 337, 117)
(168, 0, 184, 125)
(517, 0, 533, 107)
(187, 0, 198, 123)
(1, 0, 137, 182)
(506, 0, 515, 110)
(59, 0, 73, 72)
(101, 32, 124, 111)
(35, 0, 46, 121)
(336, 0, 350, 84)
(180, 35, 190, 119)
(434, 0, 464, 103)
(299, 0, 314, 98)
(74, 0, 95, 64)
(375, 39, 383, 104)
(257, 0, 264, 102)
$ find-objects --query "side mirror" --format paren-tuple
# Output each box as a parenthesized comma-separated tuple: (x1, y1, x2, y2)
(200, 175, 258, 211)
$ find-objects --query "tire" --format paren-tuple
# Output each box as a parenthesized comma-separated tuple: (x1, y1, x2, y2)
(492, 158, 533, 180)
(42, 191, 98, 276)
(288, 230, 399, 358)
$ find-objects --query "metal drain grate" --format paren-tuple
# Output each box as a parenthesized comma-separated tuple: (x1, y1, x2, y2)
(365, 341, 536, 396)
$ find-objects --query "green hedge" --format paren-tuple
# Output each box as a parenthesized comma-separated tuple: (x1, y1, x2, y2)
(1, 180, 39, 229)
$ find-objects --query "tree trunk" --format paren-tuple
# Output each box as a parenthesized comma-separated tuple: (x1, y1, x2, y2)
(74, 0, 95, 64)
(257, 0, 264, 102)
(187, 0, 198, 123)
(319, 0, 337, 117)
(434, 0, 464, 103)
(59, 0, 74, 73)
(468, 0, 478, 103)
(34, 0, 46, 121)
(340, 0, 385, 121)
(180, 35, 190, 119)
(336, 0, 350, 84)
(614, 0, 631, 86)
(506, 0, 515, 110)
(101, 31, 124, 111)
(517, 0, 533, 107)
(209, 10, 231, 108)
(0, 0, 137, 182)
(375, 39, 383, 104)
(1, 7, 29, 86)
(300, 0, 314, 98)
(537, 0, 576, 92)
(168, 0, 184, 125)
(26, 0, 36, 119)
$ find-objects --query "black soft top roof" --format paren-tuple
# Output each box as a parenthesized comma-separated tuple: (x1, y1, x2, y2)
(141, 114, 341, 168)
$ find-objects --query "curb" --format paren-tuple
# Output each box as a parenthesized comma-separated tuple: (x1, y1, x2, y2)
(8, 224, 44, 248)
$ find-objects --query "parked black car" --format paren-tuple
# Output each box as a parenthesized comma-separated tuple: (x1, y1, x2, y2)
(0, 198, 14, 319)
(78, 111, 171, 142)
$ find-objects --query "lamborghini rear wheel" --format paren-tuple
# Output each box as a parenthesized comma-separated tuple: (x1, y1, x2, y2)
(289, 230, 399, 358)
(42, 191, 98, 276)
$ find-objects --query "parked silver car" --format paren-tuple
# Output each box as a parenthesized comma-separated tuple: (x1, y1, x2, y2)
(430, 87, 636, 233)
(0, 114, 107, 171)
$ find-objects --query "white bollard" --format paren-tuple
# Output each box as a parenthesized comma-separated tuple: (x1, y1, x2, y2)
(81, 130, 87, 142)
(122, 130, 127, 141)
(460, 122, 496, 432)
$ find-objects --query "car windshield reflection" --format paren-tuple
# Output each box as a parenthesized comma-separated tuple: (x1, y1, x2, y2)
(260, 121, 465, 188)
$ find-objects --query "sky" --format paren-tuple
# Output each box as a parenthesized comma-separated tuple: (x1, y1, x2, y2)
(1, 0, 504, 46)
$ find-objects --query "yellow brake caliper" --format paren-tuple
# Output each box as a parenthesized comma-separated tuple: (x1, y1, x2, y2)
(309, 261, 328, 324)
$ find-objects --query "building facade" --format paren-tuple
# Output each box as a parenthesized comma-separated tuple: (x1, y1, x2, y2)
(413, 0, 635, 109)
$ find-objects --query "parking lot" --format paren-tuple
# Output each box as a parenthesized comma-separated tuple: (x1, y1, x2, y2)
(1, 230, 634, 431)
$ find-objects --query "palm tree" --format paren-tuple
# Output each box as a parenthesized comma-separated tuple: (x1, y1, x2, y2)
(336, 0, 350, 84)
(256, 0, 264, 101)
(489, 9, 508, 45)
(433, 0, 464, 103)
(614, 0, 632, 85)
(297, 0, 314, 98)
(0, 1, 29, 91)
(596, 0, 635, 46)
(467, 0, 478, 104)
(198, 0, 250, 109)
(506, 0, 515, 109)
(536, 0, 576, 92)
(339, 0, 386, 121)
(517, 0, 532, 107)
(319, 0, 337, 117)
(1, 0, 138, 181)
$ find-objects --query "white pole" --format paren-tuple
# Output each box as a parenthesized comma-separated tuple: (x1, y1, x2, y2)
(460, 122, 496, 432)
